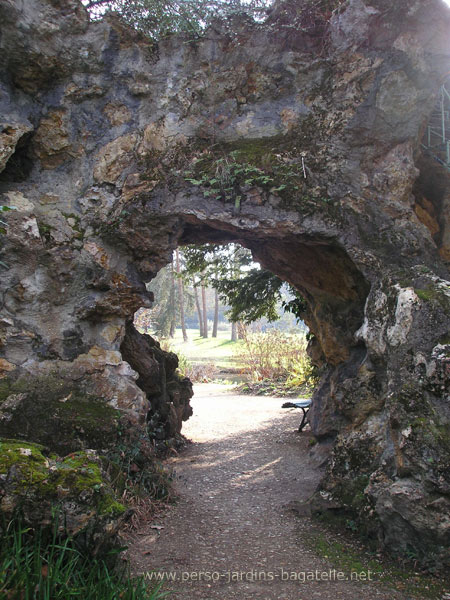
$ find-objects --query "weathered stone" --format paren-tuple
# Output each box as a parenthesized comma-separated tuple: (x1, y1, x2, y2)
(0, 439, 128, 555)
(32, 109, 81, 169)
(103, 102, 131, 127)
(65, 81, 106, 102)
(0, 359, 16, 379)
(0, 373, 122, 454)
(0, 122, 33, 174)
(93, 134, 138, 184)
(0, 0, 449, 569)
(121, 321, 193, 447)
(3, 191, 34, 212)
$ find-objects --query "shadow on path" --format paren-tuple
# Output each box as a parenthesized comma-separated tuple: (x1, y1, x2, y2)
(127, 386, 412, 600)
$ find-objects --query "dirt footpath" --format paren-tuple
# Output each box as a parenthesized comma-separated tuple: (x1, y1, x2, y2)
(127, 384, 414, 600)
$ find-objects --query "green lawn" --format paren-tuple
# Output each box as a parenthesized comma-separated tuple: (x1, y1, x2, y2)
(166, 328, 244, 370)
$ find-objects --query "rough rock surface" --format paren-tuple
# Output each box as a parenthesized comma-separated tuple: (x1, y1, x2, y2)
(0, 438, 128, 554)
(0, 0, 449, 568)
(121, 321, 193, 446)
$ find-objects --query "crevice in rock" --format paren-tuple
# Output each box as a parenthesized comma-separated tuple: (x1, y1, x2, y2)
(0, 131, 34, 183)
(413, 153, 450, 263)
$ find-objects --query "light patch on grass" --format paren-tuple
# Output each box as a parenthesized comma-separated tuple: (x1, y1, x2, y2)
(165, 328, 244, 370)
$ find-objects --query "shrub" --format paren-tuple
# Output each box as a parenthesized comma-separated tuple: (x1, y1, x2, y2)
(105, 426, 174, 504)
(175, 350, 217, 382)
(182, 362, 217, 383)
(160, 341, 217, 383)
(235, 329, 316, 388)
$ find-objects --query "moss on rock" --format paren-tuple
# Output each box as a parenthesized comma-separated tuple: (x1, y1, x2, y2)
(0, 439, 128, 552)
(0, 374, 121, 455)
(0, 439, 49, 488)
(415, 286, 450, 313)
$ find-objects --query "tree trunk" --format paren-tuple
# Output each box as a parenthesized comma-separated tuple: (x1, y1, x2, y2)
(193, 280, 204, 337)
(212, 288, 219, 338)
(201, 282, 208, 338)
(169, 262, 176, 338)
(231, 321, 237, 342)
(175, 249, 188, 342)
(169, 319, 175, 338)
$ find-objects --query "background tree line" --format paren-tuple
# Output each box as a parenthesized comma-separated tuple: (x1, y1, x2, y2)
(135, 243, 307, 342)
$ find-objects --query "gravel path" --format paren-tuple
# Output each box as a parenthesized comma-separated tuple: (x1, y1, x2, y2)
(127, 384, 412, 600)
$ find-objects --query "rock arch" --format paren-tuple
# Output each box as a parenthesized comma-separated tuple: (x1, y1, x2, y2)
(0, 0, 449, 568)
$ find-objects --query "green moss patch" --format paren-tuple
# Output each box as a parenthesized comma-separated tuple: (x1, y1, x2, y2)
(97, 496, 127, 517)
(390, 387, 450, 479)
(334, 475, 370, 512)
(0, 439, 49, 488)
(41, 452, 103, 495)
(410, 417, 450, 454)
(0, 375, 120, 454)
(0, 440, 127, 522)
(41, 451, 127, 517)
(415, 286, 450, 314)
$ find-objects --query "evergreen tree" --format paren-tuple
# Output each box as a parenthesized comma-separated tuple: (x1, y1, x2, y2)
(181, 243, 307, 326)
(201, 279, 208, 338)
(146, 252, 195, 337)
(145, 262, 177, 337)
(192, 277, 205, 337)
(212, 288, 219, 338)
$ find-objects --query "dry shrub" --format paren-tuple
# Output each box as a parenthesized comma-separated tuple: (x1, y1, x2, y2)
(121, 488, 171, 531)
(235, 329, 315, 387)
(183, 361, 217, 383)
(160, 340, 217, 383)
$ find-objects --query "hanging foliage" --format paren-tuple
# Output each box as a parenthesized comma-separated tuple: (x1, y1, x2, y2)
(82, 0, 272, 40)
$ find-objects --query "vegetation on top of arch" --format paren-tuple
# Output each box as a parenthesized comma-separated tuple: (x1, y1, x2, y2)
(80, 0, 346, 42)
(81, 0, 273, 40)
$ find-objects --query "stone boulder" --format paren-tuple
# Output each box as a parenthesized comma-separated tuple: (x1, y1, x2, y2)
(0, 346, 150, 455)
(0, 438, 128, 555)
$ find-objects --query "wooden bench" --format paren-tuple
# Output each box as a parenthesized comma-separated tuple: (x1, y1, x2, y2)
(281, 399, 312, 432)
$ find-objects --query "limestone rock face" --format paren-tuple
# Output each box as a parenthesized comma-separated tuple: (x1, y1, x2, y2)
(120, 321, 193, 447)
(0, 0, 449, 567)
(0, 122, 33, 174)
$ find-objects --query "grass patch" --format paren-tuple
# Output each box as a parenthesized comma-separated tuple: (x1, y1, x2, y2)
(0, 519, 168, 600)
(156, 329, 244, 373)
(302, 520, 450, 599)
(236, 379, 313, 398)
(163, 328, 245, 370)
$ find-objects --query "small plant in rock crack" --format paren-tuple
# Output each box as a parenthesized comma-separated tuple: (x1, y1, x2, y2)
(106, 426, 174, 504)
(0, 205, 16, 235)
(184, 150, 302, 210)
(0, 205, 17, 269)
